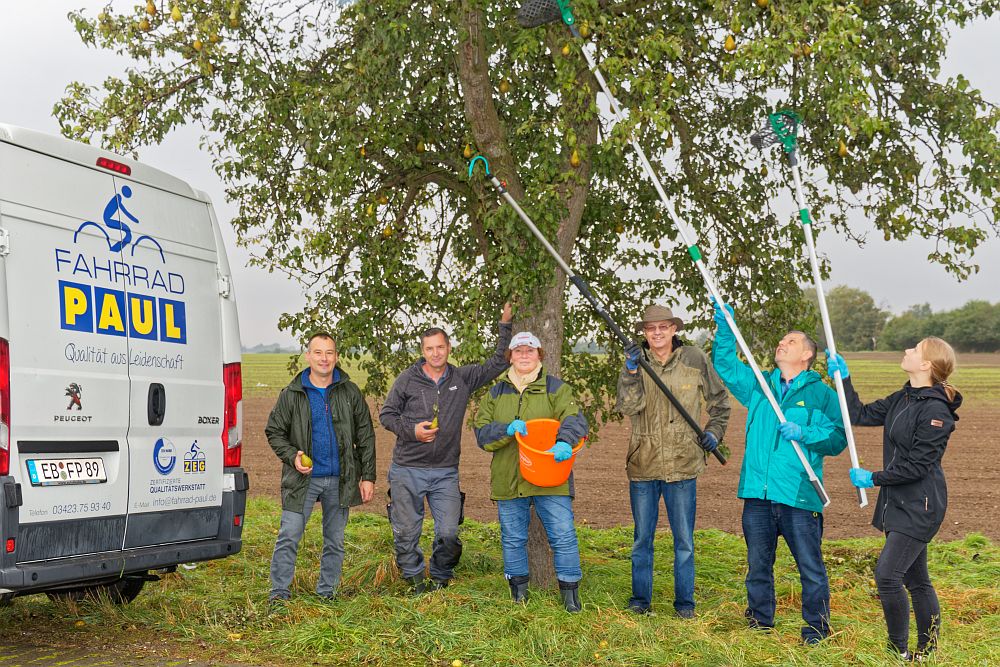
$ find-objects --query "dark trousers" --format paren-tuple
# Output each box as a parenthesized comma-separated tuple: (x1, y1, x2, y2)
(742, 498, 831, 642)
(875, 531, 941, 654)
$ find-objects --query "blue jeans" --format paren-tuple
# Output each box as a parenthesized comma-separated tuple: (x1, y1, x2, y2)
(496, 495, 582, 582)
(387, 463, 463, 580)
(628, 478, 697, 613)
(269, 476, 349, 599)
(742, 498, 831, 642)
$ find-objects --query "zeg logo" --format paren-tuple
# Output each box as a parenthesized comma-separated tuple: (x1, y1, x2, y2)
(153, 437, 176, 475)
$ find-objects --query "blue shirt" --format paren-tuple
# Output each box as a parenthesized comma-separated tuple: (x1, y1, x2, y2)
(302, 369, 340, 477)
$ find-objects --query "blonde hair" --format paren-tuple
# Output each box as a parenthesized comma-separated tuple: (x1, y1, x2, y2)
(920, 337, 958, 401)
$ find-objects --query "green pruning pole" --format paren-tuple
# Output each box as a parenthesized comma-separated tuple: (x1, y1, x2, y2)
(468, 156, 726, 465)
(516, 1, 826, 504)
(757, 111, 868, 508)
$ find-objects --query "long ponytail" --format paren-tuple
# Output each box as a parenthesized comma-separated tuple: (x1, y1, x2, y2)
(920, 337, 958, 402)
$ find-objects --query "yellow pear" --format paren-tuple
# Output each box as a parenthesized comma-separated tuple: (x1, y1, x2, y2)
(171, 5, 182, 22)
(580, 23, 591, 38)
(756, 0, 769, 7)
(665, 133, 674, 149)
(146, 2, 157, 17)
(463, 143, 473, 159)
(359, 145, 366, 158)
(193, 39, 203, 51)
(724, 35, 736, 52)
(499, 78, 511, 94)
(614, 223, 624, 234)
(300, 454, 312, 468)
(838, 139, 849, 157)
(139, 18, 151, 31)
(378, 194, 389, 205)
(570, 148, 581, 167)
(760, 164, 768, 177)
(416, 140, 426, 153)
(802, 43, 813, 57)
(561, 43, 571, 56)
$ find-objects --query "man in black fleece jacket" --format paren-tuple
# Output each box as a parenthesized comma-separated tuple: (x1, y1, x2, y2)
(380, 303, 512, 592)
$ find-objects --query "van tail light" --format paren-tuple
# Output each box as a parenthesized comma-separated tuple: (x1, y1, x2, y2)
(222, 362, 242, 467)
(0, 338, 9, 476)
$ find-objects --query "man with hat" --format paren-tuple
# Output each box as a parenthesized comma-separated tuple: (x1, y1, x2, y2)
(615, 304, 731, 617)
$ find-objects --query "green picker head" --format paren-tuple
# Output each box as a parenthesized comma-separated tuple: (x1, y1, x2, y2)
(750, 111, 800, 154)
(517, 0, 575, 28)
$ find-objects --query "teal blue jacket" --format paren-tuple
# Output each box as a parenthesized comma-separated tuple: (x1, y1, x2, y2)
(713, 326, 846, 512)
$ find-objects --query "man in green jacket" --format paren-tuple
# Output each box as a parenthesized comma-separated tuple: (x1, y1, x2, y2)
(615, 304, 730, 618)
(265, 333, 376, 608)
(712, 301, 846, 644)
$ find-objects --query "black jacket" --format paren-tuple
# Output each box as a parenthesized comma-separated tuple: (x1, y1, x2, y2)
(843, 378, 962, 542)
(380, 322, 512, 468)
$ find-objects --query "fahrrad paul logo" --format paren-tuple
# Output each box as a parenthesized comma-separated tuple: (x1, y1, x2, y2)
(57, 187, 188, 344)
(153, 437, 177, 475)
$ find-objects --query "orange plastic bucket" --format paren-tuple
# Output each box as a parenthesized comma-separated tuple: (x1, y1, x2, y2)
(514, 418, 585, 488)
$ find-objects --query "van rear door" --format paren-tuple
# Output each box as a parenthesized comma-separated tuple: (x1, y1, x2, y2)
(0, 142, 131, 562)
(116, 178, 225, 549)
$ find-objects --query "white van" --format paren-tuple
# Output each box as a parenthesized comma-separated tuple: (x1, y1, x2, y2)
(0, 123, 247, 604)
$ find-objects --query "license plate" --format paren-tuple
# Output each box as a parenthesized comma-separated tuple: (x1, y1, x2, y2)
(26, 458, 107, 486)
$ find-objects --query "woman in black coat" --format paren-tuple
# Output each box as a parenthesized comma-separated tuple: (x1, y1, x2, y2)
(827, 337, 961, 662)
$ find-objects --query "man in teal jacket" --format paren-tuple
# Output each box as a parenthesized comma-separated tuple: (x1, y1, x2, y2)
(712, 301, 846, 645)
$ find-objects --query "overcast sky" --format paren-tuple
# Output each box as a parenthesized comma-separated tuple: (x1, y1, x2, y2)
(1, 4, 997, 346)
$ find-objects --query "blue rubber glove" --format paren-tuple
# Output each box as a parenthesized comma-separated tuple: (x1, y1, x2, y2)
(825, 350, 850, 379)
(711, 297, 735, 332)
(698, 430, 719, 453)
(777, 420, 803, 442)
(506, 419, 528, 437)
(850, 467, 874, 489)
(624, 342, 641, 372)
(549, 441, 574, 462)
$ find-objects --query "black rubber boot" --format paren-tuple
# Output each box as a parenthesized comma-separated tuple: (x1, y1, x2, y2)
(406, 575, 430, 595)
(508, 575, 530, 603)
(558, 580, 581, 613)
(430, 578, 450, 591)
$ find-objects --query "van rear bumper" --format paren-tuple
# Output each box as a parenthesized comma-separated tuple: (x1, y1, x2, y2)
(0, 468, 248, 595)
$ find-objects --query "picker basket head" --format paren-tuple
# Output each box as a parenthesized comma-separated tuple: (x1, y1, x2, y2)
(750, 111, 800, 153)
(517, 0, 575, 28)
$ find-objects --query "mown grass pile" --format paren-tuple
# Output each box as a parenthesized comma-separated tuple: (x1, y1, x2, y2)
(1, 497, 997, 666)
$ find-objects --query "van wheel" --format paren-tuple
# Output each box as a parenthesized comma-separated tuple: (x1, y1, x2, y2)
(0, 592, 14, 607)
(100, 576, 146, 604)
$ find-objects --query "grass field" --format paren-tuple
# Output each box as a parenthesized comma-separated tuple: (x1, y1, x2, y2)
(242, 351, 1000, 404)
(1, 498, 997, 666)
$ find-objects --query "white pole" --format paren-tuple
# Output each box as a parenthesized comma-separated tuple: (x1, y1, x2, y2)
(789, 162, 868, 507)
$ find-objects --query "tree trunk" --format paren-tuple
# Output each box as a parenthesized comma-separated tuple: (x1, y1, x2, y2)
(457, 0, 597, 589)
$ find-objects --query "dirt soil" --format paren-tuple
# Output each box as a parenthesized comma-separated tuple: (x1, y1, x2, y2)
(243, 395, 1000, 541)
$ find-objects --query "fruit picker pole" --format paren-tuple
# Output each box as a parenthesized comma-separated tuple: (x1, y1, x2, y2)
(753, 111, 867, 507)
(468, 155, 726, 465)
(516, 1, 829, 503)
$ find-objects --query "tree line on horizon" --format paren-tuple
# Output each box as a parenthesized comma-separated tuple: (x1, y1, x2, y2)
(805, 286, 1000, 353)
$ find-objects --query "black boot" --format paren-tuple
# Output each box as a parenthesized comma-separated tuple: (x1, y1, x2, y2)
(430, 578, 450, 591)
(508, 575, 530, 603)
(406, 575, 430, 595)
(558, 580, 581, 613)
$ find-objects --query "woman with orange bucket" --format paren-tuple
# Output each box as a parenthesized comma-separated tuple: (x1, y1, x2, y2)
(473, 331, 589, 612)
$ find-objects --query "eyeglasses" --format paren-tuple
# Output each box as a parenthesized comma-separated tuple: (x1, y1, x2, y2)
(643, 324, 675, 333)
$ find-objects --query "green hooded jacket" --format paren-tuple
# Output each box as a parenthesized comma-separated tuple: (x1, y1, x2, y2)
(265, 367, 376, 512)
(713, 327, 846, 513)
(473, 367, 589, 500)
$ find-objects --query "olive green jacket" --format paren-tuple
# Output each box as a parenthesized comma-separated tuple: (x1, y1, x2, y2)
(615, 340, 730, 482)
(473, 367, 589, 500)
(265, 368, 376, 512)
